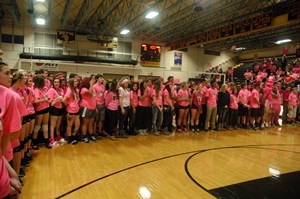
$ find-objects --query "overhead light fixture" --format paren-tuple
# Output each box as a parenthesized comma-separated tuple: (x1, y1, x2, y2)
(236, 47, 246, 51)
(275, 39, 291, 44)
(120, 29, 130, 35)
(36, 16, 46, 25)
(36, 0, 45, 2)
(145, 11, 159, 19)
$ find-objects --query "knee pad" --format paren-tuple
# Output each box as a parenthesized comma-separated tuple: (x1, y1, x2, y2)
(13, 144, 23, 153)
(34, 125, 41, 133)
(28, 134, 33, 140)
(19, 141, 25, 150)
(42, 125, 48, 132)
(24, 136, 29, 144)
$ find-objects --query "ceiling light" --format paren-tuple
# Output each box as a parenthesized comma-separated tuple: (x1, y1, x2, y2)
(120, 29, 130, 35)
(145, 11, 159, 19)
(36, 16, 45, 25)
(275, 39, 291, 44)
(236, 47, 246, 51)
(36, 0, 45, 2)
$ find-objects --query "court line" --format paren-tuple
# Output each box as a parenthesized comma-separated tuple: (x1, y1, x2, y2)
(55, 143, 300, 198)
(184, 145, 300, 195)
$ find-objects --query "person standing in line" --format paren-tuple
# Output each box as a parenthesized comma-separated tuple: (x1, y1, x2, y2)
(151, 79, 163, 135)
(287, 87, 298, 125)
(63, 78, 80, 144)
(79, 77, 97, 143)
(177, 82, 190, 132)
(136, 81, 151, 136)
(161, 83, 174, 134)
(249, 83, 261, 130)
(93, 74, 106, 136)
(238, 83, 250, 129)
(228, 87, 239, 130)
(0, 62, 22, 198)
(204, 82, 219, 131)
(129, 82, 139, 135)
(32, 76, 52, 149)
(105, 80, 119, 140)
(217, 84, 230, 131)
(118, 77, 130, 138)
(47, 78, 65, 146)
(190, 84, 202, 132)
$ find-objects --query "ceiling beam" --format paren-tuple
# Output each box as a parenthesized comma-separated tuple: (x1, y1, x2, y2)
(5, 0, 21, 26)
(74, 0, 97, 31)
(27, 0, 35, 27)
(61, 0, 73, 29)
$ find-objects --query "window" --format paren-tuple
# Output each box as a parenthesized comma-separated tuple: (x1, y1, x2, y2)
(34, 33, 62, 54)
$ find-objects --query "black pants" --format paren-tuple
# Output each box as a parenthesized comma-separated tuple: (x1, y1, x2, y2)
(107, 109, 118, 135)
(218, 107, 228, 124)
(129, 107, 136, 133)
(199, 104, 207, 128)
(162, 106, 173, 132)
(118, 106, 130, 133)
(229, 109, 238, 126)
(136, 106, 151, 130)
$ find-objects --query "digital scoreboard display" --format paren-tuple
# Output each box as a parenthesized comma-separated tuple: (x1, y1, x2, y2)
(141, 44, 161, 67)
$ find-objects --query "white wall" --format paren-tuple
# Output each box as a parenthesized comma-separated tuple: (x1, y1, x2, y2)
(1, 25, 235, 81)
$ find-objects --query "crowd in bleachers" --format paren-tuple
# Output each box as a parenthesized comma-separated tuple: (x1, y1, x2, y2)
(0, 54, 300, 198)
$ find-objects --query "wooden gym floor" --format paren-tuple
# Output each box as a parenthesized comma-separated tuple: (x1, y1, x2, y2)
(19, 125, 300, 199)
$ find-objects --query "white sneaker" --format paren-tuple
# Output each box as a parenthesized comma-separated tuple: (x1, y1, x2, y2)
(265, 122, 269, 128)
(143, 130, 149, 135)
(261, 123, 265, 128)
(59, 138, 66, 143)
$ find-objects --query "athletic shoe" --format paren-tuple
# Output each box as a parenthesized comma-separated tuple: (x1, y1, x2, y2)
(82, 137, 90, 143)
(70, 139, 78, 145)
(153, 131, 160, 136)
(143, 130, 149, 135)
(50, 140, 59, 147)
(90, 135, 97, 141)
(109, 135, 116, 140)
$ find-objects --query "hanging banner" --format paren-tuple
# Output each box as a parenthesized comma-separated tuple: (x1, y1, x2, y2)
(174, 52, 182, 69)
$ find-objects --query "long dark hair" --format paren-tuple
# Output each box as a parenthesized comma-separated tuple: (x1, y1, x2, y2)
(131, 82, 139, 94)
(34, 76, 45, 89)
(68, 78, 76, 99)
(79, 77, 91, 100)
(153, 79, 161, 97)
(109, 80, 118, 98)
(139, 80, 145, 95)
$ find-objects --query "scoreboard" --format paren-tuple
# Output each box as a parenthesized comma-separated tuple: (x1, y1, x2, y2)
(141, 44, 161, 67)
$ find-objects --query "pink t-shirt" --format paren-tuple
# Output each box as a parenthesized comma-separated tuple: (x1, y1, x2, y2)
(105, 91, 118, 111)
(201, 86, 208, 105)
(152, 89, 163, 106)
(65, 87, 80, 113)
(192, 91, 202, 108)
(177, 89, 189, 106)
(34, 88, 50, 111)
(9, 88, 28, 117)
(163, 89, 171, 106)
(206, 88, 218, 107)
(250, 89, 260, 108)
(238, 89, 249, 105)
(47, 88, 64, 109)
(230, 94, 239, 110)
(80, 88, 96, 110)
(93, 83, 105, 105)
(25, 86, 35, 115)
(138, 89, 150, 107)
(119, 87, 130, 107)
(0, 86, 22, 164)
(130, 90, 138, 107)
(288, 93, 298, 107)
(0, 118, 10, 199)
(263, 87, 273, 101)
